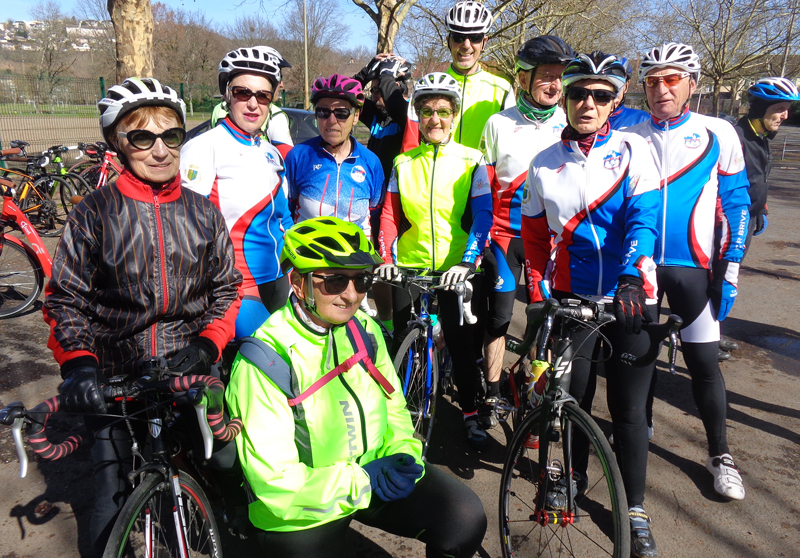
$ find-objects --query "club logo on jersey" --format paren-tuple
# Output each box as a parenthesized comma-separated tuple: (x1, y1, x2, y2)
(351, 165, 367, 183)
(494, 276, 505, 290)
(684, 133, 702, 148)
(552, 123, 566, 134)
(313, 164, 322, 171)
(603, 150, 622, 170)
(265, 151, 278, 165)
(186, 165, 201, 182)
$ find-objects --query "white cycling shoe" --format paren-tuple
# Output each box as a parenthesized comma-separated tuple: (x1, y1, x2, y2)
(706, 453, 745, 500)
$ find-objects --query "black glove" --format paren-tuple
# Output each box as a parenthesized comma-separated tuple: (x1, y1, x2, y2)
(353, 56, 382, 84)
(613, 276, 651, 334)
(60, 364, 107, 414)
(167, 338, 217, 376)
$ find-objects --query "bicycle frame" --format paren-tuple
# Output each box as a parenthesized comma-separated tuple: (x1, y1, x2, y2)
(1, 180, 53, 278)
(95, 149, 122, 189)
(399, 289, 437, 419)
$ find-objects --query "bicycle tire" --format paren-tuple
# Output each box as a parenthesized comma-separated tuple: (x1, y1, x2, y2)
(18, 176, 69, 237)
(60, 172, 92, 212)
(80, 162, 119, 189)
(0, 240, 44, 318)
(499, 401, 629, 558)
(393, 326, 438, 458)
(103, 470, 222, 558)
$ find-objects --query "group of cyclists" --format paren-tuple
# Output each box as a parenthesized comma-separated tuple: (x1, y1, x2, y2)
(38, 0, 800, 557)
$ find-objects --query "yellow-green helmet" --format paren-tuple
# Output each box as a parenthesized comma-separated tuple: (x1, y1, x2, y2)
(282, 217, 382, 273)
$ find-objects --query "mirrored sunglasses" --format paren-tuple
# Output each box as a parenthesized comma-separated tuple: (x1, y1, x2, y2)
(419, 107, 454, 119)
(643, 72, 690, 88)
(315, 107, 354, 121)
(229, 85, 274, 104)
(451, 33, 484, 44)
(117, 127, 186, 150)
(311, 272, 375, 294)
(565, 87, 617, 104)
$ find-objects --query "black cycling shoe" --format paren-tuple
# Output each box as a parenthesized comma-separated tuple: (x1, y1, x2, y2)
(719, 338, 739, 352)
(629, 506, 658, 558)
(464, 414, 489, 451)
(718, 349, 732, 362)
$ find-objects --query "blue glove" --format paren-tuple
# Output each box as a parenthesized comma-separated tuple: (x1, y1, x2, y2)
(753, 214, 768, 236)
(362, 453, 424, 501)
(708, 261, 739, 321)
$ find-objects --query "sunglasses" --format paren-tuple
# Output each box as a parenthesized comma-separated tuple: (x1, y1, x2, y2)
(419, 107, 454, 119)
(228, 85, 274, 105)
(315, 107, 355, 121)
(451, 32, 484, 44)
(311, 272, 375, 294)
(643, 72, 690, 88)
(117, 127, 186, 150)
(565, 87, 617, 104)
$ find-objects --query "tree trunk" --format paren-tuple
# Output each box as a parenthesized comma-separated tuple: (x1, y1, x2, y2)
(108, 0, 154, 83)
(353, 0, 418, 54)
(711, 79, 722, 117)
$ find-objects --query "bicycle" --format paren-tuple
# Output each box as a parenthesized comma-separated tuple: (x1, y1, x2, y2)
(384, 269, 476, 459)
(74, 141, 122, 189)
(0, 141, 76, 237)
(0, 177, 53, 317)
(44, 144, 92, 212)
(498, 297, 681, 558)
(0, 357, 243, 558)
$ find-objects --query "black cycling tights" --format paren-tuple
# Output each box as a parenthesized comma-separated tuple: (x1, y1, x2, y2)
(653, 267, 729, 457)
(255, 465, 487, 558)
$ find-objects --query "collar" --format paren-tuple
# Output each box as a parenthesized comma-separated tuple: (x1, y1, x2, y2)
(316, 135, 358, 160)
(560, 121, 611, 155)
(611, 103, 626, 118)
(448, 63, 482, 80)
(115, 169, 182, 204)
(291, 293, 330, 336)
(517, 92, 557, 122)
(221, 116, 264, 146)
(650, 106, 691, 130)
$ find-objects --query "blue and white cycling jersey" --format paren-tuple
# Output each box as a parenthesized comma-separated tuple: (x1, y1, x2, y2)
(285, 136, 385, 236)
(627, 109, 750, 269)
(521, 129, 661, 301)
(609, 103, 650, 131)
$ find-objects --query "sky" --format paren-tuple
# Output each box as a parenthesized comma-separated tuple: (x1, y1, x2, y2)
(1, 0, 377, 50)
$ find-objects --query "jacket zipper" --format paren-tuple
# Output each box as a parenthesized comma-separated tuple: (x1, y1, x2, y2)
(577, 149, 604, 295)
(429, 143, 439, 269)
(338, 373, 369, 458)
(659, 120, 671, 265)
(151, 194, 170, 357)
(458, 73, 467, 143)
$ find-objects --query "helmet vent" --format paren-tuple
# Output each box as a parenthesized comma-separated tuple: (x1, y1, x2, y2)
(295, 245, 322, 260)
(316, 237, 344, 251)
(341, 232, 361, 251)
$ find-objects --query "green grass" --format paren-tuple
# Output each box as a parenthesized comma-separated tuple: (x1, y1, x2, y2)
(0, 103, 100, 117)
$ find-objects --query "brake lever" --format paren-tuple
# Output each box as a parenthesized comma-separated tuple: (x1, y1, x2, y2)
(11, 417, 29, 478)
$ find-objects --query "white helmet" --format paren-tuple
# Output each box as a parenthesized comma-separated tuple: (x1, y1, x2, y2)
(640, 42, 701, 81)
(218, 46, 283, 95)
(412, 72, 462, 112)
(98, 77, 186, 144)
(445, 1, 493, 34)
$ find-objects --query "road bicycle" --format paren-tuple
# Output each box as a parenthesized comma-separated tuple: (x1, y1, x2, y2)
(0, 176, 53, 318)
(44, 144, 92, 212)
(498, 297, 681, 558)
(0, 141, 78, 236)
(0, 357, 243, 558)
(384, 269, 477, 459)
(74, 142, 122, 189)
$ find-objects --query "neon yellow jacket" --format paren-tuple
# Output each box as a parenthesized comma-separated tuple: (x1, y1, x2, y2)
(447, 65, 514, 149)
(226, 300, 422, 532)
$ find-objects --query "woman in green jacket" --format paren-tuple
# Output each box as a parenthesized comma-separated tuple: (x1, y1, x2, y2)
(226, 217, 486, 557)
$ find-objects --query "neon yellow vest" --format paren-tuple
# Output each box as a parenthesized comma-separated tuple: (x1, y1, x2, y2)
(393, 140, 483, 271)
(447, 65, 513, 150)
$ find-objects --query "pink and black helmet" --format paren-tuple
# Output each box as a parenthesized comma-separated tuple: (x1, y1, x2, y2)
(311, 74, 366, 108)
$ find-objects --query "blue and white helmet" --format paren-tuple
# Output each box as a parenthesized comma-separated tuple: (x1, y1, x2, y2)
(562, 52, 628, 93)
(747, 77, 800, 103)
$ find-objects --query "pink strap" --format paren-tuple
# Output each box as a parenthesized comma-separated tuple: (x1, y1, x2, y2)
(346, 321, 395, 397)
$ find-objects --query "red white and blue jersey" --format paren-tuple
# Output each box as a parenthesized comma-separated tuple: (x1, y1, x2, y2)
(481, 105, 566, 248)
(180, 117, 293, 296)
(608, 103, 650, 131)
(521, 129, 661, 301)
(627, 109, 751, 268)
(284, 136, 385, 237)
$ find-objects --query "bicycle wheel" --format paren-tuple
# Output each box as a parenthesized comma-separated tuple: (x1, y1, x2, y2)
(80, 163, 119, 189)
(393, 326, 438, 457)
(103, 471, 222, 558)
(19, 176, 68, 237)
(60, 172, 91, 213)
(499, 401, 629, 558)
(0, 240, 44, 318)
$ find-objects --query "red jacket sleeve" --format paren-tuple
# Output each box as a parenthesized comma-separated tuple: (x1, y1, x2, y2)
(521, 214, 552, 302)
(378, 191, 401, 264)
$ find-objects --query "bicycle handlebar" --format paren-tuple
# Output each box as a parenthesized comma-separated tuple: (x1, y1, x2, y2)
(378, 268, 477, 326)
(0, 372, 243, 478)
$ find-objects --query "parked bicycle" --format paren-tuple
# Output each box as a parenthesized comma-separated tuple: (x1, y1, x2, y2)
(0, 177, 53, 318)
(383, 269, 477, 459)
(44, 144, 92, 212)
(498, 297, 681, 558)
(73, 141, 122, 189)
(0, 141, 77, 236)
(0, 357, 242, 558)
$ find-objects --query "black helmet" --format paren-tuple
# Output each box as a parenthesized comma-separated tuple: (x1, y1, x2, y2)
(515, 35, 575, 73)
